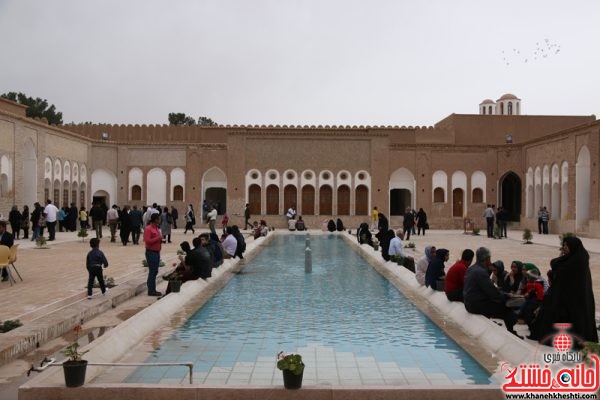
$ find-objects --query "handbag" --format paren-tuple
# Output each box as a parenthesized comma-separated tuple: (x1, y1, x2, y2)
(424, 223, 430, 229)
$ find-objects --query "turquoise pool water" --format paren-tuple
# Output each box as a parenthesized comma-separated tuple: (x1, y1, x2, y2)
(127, 234, 492, 385)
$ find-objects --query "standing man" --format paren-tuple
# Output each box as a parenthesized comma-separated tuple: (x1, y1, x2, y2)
(371, 206, 379, 231)
(202, 200, 210, 223)
(483, 204, 494, 238)
(463, 247, 518, 335)
(106, 205, 119, 243)
(0, 220, 15, 281)
(541, 206, 550, 234)
(244, 203, 252, 230)
(129, 205, 143, 245)
(144, 213, 162, 296)
(207, 204, 218, 234)
(44, 199, 59, 241)
(537, 206, 544, 234)
(497, 206, 508, 238)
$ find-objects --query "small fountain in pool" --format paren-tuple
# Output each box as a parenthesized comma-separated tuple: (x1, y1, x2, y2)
(305, 234, 312, 273)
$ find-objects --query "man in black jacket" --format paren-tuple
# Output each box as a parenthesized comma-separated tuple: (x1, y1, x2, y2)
(464, 247, 518, 335)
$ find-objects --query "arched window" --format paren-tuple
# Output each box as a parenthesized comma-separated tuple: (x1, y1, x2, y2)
(355, 185, 368, 215)
(283, 185, 297, 213)
(472, 188, 483, 203)
(500, 102, 504, 115)
(248, 184, 261, 215)
(482, 107, 486, 115)
(131, 185, 142, 201)
(488, 105, 492, 115)
(301, 185, 315, 215)
(266, 184, 279, 215)
(173, 185, 184, 201)
(433, 188, 445, 203)
(337, 185, 350, 215)
(508, 102, 513, 115)
(319, 185, 332, 215)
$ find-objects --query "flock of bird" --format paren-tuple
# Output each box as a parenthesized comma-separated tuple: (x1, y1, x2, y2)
(502, 38, 561, 66)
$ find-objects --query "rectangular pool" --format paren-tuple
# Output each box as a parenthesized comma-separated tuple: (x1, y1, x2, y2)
(126, 234, 492, 386)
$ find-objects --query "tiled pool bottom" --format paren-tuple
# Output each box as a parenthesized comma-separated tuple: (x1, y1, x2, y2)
(126, 235, 493, 386)
(128, 342, 485, 386)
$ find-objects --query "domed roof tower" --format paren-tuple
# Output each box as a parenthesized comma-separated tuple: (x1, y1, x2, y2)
(479, 99, 496, 115)
(496, 93, 521, 115)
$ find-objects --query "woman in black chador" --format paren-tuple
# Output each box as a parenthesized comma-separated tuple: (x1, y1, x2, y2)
(529, 236, 598, 345)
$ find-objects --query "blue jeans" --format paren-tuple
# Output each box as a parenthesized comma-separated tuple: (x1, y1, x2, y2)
(145, 250, 160, 294)
(31, 226, 40, 241)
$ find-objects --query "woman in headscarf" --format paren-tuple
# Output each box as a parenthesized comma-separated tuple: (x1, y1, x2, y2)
(425, 248, 449, 289)
(356, 223, 372, 245)
(415, 245, 436, 286)
(336, 218, 344, 232)
(209, 232, 224, 268)
(502, 261, 523, 293)
(529, 237, 598, 344)
(490, 260, 507, 288)
(379, 229, 396, 262)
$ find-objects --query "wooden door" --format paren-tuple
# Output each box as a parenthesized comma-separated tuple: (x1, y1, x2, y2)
(266, 185, 279, 215)
(453, 188, 464, 217)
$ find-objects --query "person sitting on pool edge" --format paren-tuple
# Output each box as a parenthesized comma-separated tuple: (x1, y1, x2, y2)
(295, 216, 306, 231)
(288, 216, 296, 231)
(444, 249, 474, 302)
(463, 247, 519, 336)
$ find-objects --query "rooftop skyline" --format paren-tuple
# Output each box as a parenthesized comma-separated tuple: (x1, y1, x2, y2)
(0, 0, 598, 126)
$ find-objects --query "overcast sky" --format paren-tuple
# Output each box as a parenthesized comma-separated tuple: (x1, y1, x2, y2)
(0, 0, 598, 126)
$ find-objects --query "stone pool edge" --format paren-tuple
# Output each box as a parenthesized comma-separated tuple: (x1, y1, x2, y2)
(341, 233, 536, 375)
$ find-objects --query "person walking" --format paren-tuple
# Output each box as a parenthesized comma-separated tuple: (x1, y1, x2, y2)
(106, 205, 119, 243)
(119, 205, 132, 245)
(497, 206, 508, 238)
(244, 203, 252, 230)
(30, 202, 42, 241)
(129, 205, 143, 245)
(171, 206, 179, 230)
(85, 238, 109, 299)
(402, 207, 414, 241)
(79, 206, 88, 229)
(184, 204, 195, 234)
(90, 203, 104, 239)
(144, 213, 163, 297)
(537, 206, 544, 234)
(160, 207, 172, 243)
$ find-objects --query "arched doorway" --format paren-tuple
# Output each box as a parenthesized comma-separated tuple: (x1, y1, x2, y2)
(93, 190, 109, 208)
(355, 185, 368, 215)
(283, 185, 297, 213)
(301, 185, 315, 215)
(337, 185, 350, 215)
(319, 185, 332, 215)
(452, 188, 464, 217)
(248, 184, 261, 215)
(500, 171, 521, 221)
(266, 185, 279, 215)
(389, 168, 415, 216)
(202, 167, 227, 213)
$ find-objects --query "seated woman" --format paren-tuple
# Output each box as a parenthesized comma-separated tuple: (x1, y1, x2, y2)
(425, 248, 449, 290)
(209, 232, 224, 268)
(490, 260, 508, 288)
(163, 241, 191, 280)
(260, 220, 269, 236)
(252, 221, 261, 239)
(356, 223, 372, 245)
(327, 219, 336, 232)
(502, 261, 524, 294)
(336, 218, 344, 232)
(517, 267, 544, 325)
(296, 216, 306, 231)
(415, 245, 435, 286)
(165, 239, 204, 294)
(288, 218, 297, 231)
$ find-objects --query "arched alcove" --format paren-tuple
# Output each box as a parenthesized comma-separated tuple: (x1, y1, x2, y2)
(23, 139, 37, 208)
(202, 167, 227, 213)
(390, 168, 415, 215)
(147, 168, 167, 206)
(500, 171, 521, 221)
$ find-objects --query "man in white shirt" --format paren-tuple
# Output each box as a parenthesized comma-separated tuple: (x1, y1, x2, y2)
(286, 205, 296, 221)
(106, 205, 119, 243)
(44, 199, 59, 241)
(207, 205, 218, 234)
(388, 230, 405, 258)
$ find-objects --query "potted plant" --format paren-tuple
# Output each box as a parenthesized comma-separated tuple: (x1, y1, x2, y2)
(277, 352, 304, 389)
(62, 324, 89, 387)
(523, 228, 533, 244)
(35, 236, 48, 249)
(77, 227, 89, 242)
(407, 242, 416, 249)
(472, 227, 480, 235)
(372, 238, 379, 251)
